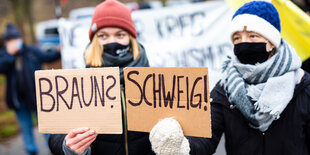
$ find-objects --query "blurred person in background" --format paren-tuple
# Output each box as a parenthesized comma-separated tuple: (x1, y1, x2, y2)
(0, 23, 60, 155)
(149, 1, 310, 155)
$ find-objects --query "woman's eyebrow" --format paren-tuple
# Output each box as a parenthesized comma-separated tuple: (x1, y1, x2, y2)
(97, 30, 126, 34)
(248, 31, 258, 34)
(97, 30, 107, 34)
(116, 30, 126, 33)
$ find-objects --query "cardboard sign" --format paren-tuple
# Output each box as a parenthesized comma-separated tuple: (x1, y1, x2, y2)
(124, 67, 211, 138)
(35, 67, 122, 134)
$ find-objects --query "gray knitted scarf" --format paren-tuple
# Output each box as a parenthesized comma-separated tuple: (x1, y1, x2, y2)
(221, 39, 302, 131)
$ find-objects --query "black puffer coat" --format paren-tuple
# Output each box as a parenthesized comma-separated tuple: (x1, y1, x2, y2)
(188, 71, 310, 155)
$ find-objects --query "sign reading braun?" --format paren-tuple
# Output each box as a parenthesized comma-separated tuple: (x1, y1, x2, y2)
(38, 74, 117, 112)
(34, 68, 122, 134)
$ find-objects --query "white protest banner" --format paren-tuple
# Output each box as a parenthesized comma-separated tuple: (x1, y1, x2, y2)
(35, 67, 122, 134)
(58, 1, 234, 88)
(58, 18, 91, 69)
(133, 1, 234, 88)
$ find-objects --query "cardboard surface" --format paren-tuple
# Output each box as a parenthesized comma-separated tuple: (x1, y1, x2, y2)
(124, 67, 211, 138)
(35, 67, 122, 134)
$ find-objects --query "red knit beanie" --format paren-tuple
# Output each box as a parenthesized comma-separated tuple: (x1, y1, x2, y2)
(89, 0, 137, 41)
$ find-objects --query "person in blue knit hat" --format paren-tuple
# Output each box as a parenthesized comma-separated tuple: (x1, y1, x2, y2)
(148, 1, 310, 155)
(0, 23, 61, 155)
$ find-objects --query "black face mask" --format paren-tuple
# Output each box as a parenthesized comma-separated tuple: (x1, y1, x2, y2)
(103, 42, 130, 57)
(234, 42, 270, 65)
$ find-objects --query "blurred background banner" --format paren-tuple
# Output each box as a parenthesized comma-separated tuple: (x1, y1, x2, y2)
(225, 0, 310, 61)
(59, 1, 234, 88)
(58, 17, 92, 69)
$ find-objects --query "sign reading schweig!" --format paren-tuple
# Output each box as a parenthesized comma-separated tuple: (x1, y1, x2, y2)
(124, 67, 211, 138)
(35, 67, 122, 134)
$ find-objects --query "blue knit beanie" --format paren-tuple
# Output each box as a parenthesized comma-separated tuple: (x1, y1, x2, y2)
(3, 23, 22, 41)
(230, 1, 281, 48)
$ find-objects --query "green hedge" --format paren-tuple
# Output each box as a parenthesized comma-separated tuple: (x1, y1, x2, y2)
(0, 75, 5, 84)
(0, 110, 38, 141)
(0, 111, 19, 141)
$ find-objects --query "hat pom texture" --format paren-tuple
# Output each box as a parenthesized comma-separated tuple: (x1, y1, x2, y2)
(230, 1, 281, 48)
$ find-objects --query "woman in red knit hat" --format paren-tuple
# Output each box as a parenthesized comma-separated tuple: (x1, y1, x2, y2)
(48, 0, 151, 155)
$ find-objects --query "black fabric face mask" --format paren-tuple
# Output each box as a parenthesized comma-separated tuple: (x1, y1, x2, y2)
(103, 42, 130, 57)
(234, 42, 270, 65)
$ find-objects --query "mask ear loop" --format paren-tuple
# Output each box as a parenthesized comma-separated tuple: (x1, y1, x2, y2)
(269, 48, 274, 52)
(265, 40, 274, 52)
(265, 40, 276, 59)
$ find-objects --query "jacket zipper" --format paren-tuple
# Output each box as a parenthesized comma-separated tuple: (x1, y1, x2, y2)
(262, 132, 265, 155)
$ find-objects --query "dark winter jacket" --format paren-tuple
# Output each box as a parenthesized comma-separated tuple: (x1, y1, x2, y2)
(49, 44, 154, 155)
(187, 71, 310, 155)
(302, 58, 310, 74)
(0, 44, 60, 110)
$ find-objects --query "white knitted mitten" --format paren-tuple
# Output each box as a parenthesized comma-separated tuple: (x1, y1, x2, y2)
(149, 118, 190, 155)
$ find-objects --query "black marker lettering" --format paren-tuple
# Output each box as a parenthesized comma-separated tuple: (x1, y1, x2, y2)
(81, 76, 94, 107)
(106, 75, 116, 100)
(162, 75, 175, 109)
(94, 76, 105, 107)
(153, 73, 161, 108)
(55, 75, 68, 111)
(143, 74, 153, 106)
(177, 76, 185, 109)
(39, 78, 55, 112)
(127, 71, 143, 106)
(71, 77, 82, 109)
(191, 77, 202, 109)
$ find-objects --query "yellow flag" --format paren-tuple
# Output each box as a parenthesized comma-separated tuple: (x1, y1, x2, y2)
(225, 0, 310, 61)
(225, 0, 249, 11)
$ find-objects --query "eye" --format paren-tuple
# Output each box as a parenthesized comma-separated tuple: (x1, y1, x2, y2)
(233, 36, 240, 41)
(97, 34, 106, 39)
(116, 33, 126, 38)
(232, 35, 241, 44)
(249, 34, 258, 38)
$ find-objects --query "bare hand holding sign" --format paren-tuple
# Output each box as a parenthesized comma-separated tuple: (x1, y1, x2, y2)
(124, 67, 211, 138)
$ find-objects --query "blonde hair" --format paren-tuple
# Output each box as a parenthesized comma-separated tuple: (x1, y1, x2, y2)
(84, 34, 140, 67)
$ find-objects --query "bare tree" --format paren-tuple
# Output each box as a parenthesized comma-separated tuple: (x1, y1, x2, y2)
(24, 0, 36, 43)
(159, 0, 167, 6)
(8, 0, 24, 35)
(8, 0, 36, 43)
